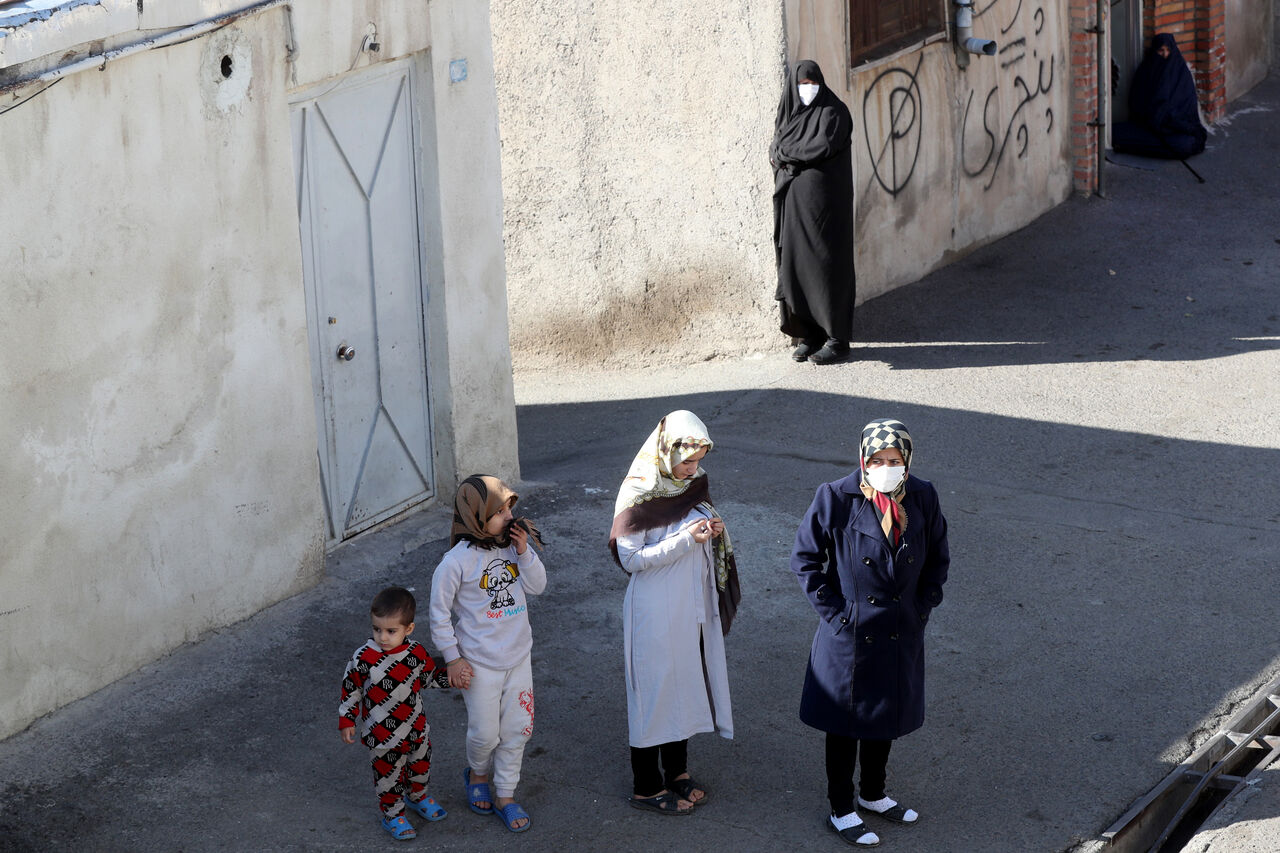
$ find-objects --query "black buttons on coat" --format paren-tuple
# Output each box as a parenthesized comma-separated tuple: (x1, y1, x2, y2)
(862, 557, 873, 565)
(840, 616, 848, 624)
(817, 589, 826, 600)
(866, 595, 876, 604)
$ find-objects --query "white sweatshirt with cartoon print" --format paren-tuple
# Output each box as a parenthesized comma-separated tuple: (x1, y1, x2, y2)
(429, 540, 547, 671)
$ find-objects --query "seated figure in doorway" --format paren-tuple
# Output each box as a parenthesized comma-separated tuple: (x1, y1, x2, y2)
(1112, 33, 1208, 159)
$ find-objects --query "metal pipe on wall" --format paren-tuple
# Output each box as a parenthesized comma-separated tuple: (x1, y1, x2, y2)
(1095, 0, 1106, 197)
(0, 0, 293, 97)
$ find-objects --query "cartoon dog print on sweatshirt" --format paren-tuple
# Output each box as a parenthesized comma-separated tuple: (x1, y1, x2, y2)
(479, 558, 521, 610)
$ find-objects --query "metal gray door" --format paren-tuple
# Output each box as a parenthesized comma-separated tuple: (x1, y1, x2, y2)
(290, 62, 434, 541)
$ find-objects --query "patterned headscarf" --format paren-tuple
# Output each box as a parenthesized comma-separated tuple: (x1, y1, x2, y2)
(451, 474, 544, 550)
(858, 419, 913, 544)
(610, 410, 740, 633)
(613, 410, 713, 515)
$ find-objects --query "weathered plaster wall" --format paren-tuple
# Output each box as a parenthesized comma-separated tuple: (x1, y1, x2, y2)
(492, 0, 785, 367)
(0, 0, 516, 738)
(1226, 0, 1273, 99)
(493, 0, 1073, 366)
(419, 2, 521, 483)
(0, 11, 324, 739)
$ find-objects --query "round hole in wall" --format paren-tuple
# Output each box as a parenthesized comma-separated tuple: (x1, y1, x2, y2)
(220, 55, 234, 79)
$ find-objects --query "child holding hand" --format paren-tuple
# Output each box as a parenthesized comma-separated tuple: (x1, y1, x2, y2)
(430, 475, 546, 833)
(339, 586, 464, 841)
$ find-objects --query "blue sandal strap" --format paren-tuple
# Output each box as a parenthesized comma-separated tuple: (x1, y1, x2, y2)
(405, 794, 447, 821)
(495, 801, 531, 833)
(463, 767, 494, 814)
(381, 814, 417, 840)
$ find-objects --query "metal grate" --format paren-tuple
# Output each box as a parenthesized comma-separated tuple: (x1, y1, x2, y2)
(1102, 674, 1280, 852)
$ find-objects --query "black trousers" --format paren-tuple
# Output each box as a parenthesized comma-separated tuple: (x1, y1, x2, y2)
(825, 734, 892, 816)
(630, 740, 689, 796)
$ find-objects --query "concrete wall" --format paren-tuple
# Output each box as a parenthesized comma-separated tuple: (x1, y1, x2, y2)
(0, 9, 322, 740)
(492, 0, 785, 367)
(1226, 0, 1274, 99)
(492, 0, 1074, 367)
(0, 0, 516, 739)
(419, 2, 521, 483)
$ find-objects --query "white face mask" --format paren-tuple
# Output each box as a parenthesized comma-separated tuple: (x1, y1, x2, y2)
(866, 465, 906, 493)
(798, 83, 820, 106)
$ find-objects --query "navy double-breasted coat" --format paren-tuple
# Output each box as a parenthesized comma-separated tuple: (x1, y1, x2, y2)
(791, 472, 950, 739)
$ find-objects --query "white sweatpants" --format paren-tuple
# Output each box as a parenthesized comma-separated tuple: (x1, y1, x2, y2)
(461, 654, 534, 798)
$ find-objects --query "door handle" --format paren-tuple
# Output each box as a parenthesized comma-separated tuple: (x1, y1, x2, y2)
(336, 344, 356, 361)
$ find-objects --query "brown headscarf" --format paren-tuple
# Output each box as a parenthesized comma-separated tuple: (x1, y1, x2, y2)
(451, 475, 544, 550)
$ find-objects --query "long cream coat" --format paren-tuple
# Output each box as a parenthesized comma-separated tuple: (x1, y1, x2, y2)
(618, 505, 733, 748)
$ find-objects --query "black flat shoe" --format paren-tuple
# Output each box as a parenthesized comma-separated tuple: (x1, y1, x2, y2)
(792, 340, 822, 361)
(809, 340, 850, 365)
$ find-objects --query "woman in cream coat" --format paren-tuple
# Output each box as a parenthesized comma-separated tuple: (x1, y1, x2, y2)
(610, 410, 741, 816)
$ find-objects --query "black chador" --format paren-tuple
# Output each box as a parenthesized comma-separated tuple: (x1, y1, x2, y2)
(1113, 33, 1207, 159)
(771, 60, 855, 360)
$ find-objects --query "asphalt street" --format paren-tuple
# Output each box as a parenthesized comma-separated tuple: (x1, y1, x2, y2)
(2, 45, 1278, 853)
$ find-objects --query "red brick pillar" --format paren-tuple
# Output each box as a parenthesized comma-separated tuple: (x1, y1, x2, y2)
(1070, 0, 1102, 194)
(1146, 0, 1227, 121)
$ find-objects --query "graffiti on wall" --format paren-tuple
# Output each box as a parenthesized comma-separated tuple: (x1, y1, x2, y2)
(961, 0, 1056, 190)
(861, 53, 926, 197)
(856, 0, 1057, 197)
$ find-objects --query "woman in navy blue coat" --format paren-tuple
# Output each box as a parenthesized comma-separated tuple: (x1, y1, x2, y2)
(791, 419, 949, 847)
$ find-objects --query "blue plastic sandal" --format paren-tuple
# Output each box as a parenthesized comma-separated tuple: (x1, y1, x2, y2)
(381, 814, 417, 841)
(494, 801, 531, 833)
(463, 767, 493, 815)
(405, 794, 447, 821)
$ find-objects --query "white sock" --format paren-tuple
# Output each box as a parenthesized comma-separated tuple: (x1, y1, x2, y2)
(858, 795, 919, 822)
(830, 811, 880, 843)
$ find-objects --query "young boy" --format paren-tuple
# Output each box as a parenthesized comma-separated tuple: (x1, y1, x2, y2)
(339, 586, 464, 841)
(430, 475, 547, 833)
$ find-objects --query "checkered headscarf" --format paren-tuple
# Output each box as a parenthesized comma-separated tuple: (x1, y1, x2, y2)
(858, 419, 912, 543)
(860, 419, 912, 471)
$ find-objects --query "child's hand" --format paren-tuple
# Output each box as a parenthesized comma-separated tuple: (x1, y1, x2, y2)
(447, 658, 473, 689)
(340, 727, 357, 744)
(510, 521, 529, 555)
(686, 518, 714, 543)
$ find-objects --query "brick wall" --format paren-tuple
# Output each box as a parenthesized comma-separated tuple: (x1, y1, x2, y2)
(1070, 0, 1102, 193)
(1146, 0, 1227, 122)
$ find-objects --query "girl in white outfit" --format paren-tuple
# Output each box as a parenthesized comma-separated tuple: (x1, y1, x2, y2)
(430, 475, 546, 833)
(609, 410, 741, 816)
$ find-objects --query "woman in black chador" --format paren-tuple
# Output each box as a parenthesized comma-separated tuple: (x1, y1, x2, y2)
(1113, 33, 1207, 159)
(771, 60, 855, 366)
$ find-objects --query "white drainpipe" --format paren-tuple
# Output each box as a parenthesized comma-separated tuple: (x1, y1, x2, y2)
(954, 0, 997, 68)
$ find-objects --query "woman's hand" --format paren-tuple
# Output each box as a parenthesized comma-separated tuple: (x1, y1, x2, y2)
(707, 519, 725, 539)
(685, 518, 714, 543)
